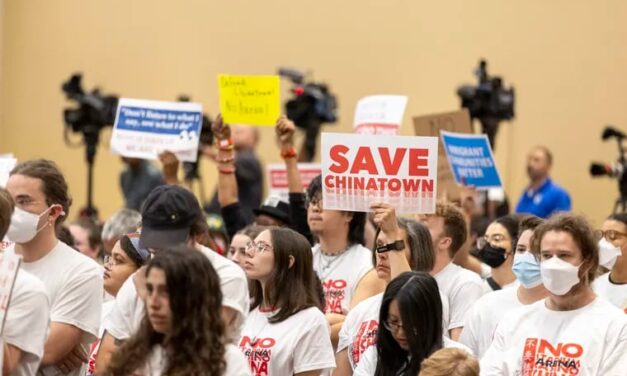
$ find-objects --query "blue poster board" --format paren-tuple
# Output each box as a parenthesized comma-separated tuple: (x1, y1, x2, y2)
(440, 131, 502, 189)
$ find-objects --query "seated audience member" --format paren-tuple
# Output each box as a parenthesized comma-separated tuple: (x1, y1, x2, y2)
(239, 227, 336, 375)
(69, 217, 104, 262)
(476, 215, 519, 293)
(421, 203, 484, 340)
(593, 213, 627, 312)
(481, 214, 627, 375)
(460, 216, 548, 358)
(419, 348, 479, 376)
(103, 247, 251, 375)
(0, 187, 50, 376)
(226, 224, 266, 269)
(100, 208, 141, 255)
(354, 272, 472, 375)
(5, 159, 102, 375)
(335, 203, 435, 374)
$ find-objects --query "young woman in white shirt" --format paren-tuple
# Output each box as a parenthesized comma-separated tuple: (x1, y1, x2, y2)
(226, 225, 266, 269)
(240, 226, 336, 376)
(103, 246, 250, 376)
(593, 212, 627, 312)
(481, 214, 627, 375)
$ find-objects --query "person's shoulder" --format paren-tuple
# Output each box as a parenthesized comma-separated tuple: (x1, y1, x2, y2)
(351, 244, 375, 263)
(449, 263, 483, 285)
(547, 179, 570, 196)
(294, 306, 328, 324)
(443, 337, 475, 356)
(590, 297, 627, 320)
(53, 241, 102, 273)
(348, 293, 383, 318)
(199, 246, 246, 278)
(13, 268, 49, 300)
(592, 272, 610, 289)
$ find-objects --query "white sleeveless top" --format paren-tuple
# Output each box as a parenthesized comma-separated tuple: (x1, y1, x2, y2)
(312, 243, 374, 315)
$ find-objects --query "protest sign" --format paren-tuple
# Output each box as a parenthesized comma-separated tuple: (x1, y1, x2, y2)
(266, 163, 321, 201)
(0, 156, 17, 188)
(321, 133, 438, 213)
(413, 109, 473, 199)
(440, 131, 502, 189)
(218, 74, 280, 126)
(110, 98, 203, 162)
(353, 95, 408, 135)
(0, 252, 21, 335)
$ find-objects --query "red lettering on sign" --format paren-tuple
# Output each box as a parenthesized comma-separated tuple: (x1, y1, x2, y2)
(329, 145, 349, 173)
(379, 147, 406, 175)
(409, 148, 429, 176)
(351, 147, 378, 174)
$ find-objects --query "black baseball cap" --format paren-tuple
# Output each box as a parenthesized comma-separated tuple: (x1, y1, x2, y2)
(139, 185, 203, 249)
(253, 195, 291, 225)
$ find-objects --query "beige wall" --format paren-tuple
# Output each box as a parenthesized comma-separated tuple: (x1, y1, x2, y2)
(2, 0, 627, 225)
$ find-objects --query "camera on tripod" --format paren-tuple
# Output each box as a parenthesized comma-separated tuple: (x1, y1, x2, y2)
(589, 126, 627, 213)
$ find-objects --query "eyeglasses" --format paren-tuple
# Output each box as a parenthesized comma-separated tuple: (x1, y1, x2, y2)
(594, 229, 627, 242)
(476, 234, 508, 249)
(246, 240, 273, 254)
(306, 196, 323, 210)
(382, 319, 403, 333)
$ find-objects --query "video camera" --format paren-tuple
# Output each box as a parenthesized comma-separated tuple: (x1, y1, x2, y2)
(590, 126, 627, 212)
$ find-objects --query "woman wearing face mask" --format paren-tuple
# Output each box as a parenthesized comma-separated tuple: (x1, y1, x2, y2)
(103, 246, 251, 375)
(353, 272, 472, 376)
(481, 214, 627, 375)
(593, 213, 627, 312)
(476, 215, 520, 293)
(239, 227, 336, 375)
(226, 225, 266, 269)
(460, 216, 549, 358)
(334, 203, 436, 375)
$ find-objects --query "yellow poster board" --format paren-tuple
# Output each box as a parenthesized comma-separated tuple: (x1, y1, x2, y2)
(218, 74, 280, 126)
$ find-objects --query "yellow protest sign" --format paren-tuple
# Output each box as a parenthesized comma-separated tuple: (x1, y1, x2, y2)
(218, 74, 280, 126)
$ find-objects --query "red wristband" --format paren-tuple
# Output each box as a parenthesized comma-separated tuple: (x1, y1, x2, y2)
(281, 147, 297, 159)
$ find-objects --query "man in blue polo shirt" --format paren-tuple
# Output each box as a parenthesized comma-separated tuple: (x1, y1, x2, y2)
(515, 146, 571, 218)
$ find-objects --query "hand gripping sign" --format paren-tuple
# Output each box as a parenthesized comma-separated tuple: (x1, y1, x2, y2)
(321, 133, 438, 214)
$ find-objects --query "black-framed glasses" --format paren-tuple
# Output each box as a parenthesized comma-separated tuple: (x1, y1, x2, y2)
(382, 319, 403, 333)
(594, 229, 627, 242)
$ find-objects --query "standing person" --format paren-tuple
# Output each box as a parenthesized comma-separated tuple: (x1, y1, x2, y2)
(0, 187, 50, 376)
(420, 203, 484, 340)
(119, 158, 165, 211)
(5, 159, 102, 375)
(100, 208, 141, 255)
(307, 175, 385, 346)
(226, 225, 266, 269)
(240, 227, 335, 375)
(594, 212, 627, 312)
(353, 272, 472, 376)
(514, 146, 571, 218)
(103, 246, 251, 375)
(481, 214, 627, 375)
(460, 215, 549, 358)
(476, 215, 519, 293)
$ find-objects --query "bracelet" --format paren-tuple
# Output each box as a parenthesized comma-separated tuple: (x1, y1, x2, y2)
(218, 167, 236, 174)
(280, 147, 297, 159)
(218, 138, 234, 151)
(216, 156, 235, 164)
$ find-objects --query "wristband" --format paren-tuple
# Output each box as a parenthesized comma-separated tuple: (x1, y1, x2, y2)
(216, 156, 235, 164)
(218, 166, 236, 174)
(376, 240, 405, 253)
(219, 138, 234, 151)
(281, 147, 297, 159)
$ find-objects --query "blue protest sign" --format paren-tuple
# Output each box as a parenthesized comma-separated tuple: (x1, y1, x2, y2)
(440, 131, 502, 189)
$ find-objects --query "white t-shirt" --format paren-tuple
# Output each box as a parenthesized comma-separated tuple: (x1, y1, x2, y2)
(354, 337, 473, 376)
(337, 293, 382, 370)
(481, 297, 627, 375)
(9, 241, 102, 376)
(86, 300, 115, 375)
(460, 284, 522, 358)
(142, 344, 251, 375)
(238, 306, 336, 375)
(104, 246, 249, 341)
(435, 262, 484, 335)
(481, 278, 517, 295)
(593, 272, 627, 313)
(2, 269, 50, 376)
(312, 244, 373, 315)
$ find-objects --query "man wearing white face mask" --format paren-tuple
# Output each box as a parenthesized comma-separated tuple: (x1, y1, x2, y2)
(593, 213, 627, 313)
(481, 214, 627, 375)
(5, 160, 103, 376)
(460, 215, 549, 358)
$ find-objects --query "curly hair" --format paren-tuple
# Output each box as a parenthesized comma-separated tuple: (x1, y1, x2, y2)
(104, 246, 227, 375)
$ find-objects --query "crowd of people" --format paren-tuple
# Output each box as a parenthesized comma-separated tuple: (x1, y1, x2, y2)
(0, 114, 625, 376)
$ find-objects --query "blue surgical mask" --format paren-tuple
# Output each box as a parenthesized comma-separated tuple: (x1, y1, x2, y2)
(512, 252, 542, 288)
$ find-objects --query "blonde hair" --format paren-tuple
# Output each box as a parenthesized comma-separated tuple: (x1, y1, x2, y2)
(419, 348, 479, 376)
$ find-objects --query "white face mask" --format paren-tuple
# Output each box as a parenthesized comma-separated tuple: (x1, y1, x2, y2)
(598, 238, 622, 269)
(540, 256, 581, 296)
(6, 206, 53, 244)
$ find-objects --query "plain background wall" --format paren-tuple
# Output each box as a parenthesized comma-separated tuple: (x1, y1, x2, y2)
(1, 0, 627, 226)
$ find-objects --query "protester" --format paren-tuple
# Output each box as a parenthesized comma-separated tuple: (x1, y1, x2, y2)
(240, 227, 335, 375)
(226, 224, 266, 269)
(334, 203, 436, 374)
(419, 348, 479, 376)
(481, 214, 627, 374)
(96, 185, 249, 373)
(119, 157, 165, 211)
(0, 187, 50, 376)
(353, 272, 472, 375)
(476, 215, 519, 292)
(460, 215, 548, 358)
(421, 202, 484, 340)
(103, 246, 251, 375)
(100, 208, 141, 254)
(593, 212, 627, 312)
(69, 217, 103, 262)
(5, 159, 103, 375)
(514, 146, 571, 218)
(307, 175, 385, 346)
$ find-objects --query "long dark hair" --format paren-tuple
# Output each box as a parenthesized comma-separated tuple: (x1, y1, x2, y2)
(372, 218, 435, 272)
(249, 227, 323, 323)
(104, 246, 227, 375)
(375, 271, 443, 376)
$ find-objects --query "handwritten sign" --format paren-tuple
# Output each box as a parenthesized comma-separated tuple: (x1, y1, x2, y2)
(440, 131, 502, 189)
(0, 156, 17, 188)
(0, 252, 21, 335)
(110, 98, 203, 162)
(354, 95, 408, 135)
(266, 163, 321, 201)
(218, 74, 280, 126)
(321, 133, 438, 213)
(413, 109, 473, 200)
